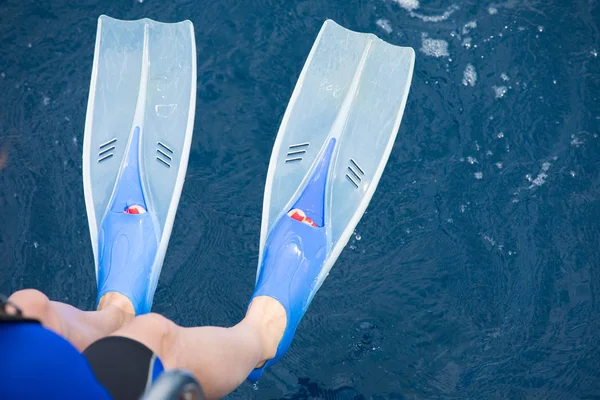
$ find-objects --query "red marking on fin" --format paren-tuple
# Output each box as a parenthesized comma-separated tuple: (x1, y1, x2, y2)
(287, 209, 319, 227)
(124, 205, 146, 215)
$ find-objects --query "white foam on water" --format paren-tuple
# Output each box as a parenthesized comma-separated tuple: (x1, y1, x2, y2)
(493, 85, 508, 98)
(474, 172, 483, 179)
(410, 4, 459, 23)
(482, 234, 496, 246)
(462, 64, 477, 86)
(571, 133, 584, 147)
(394, 0, 420, 11)
(528, 162, 551, 188)
(376, 19, 393, 34)
(501, 72, 510, 81)
(488, 6, 498, 14)
(420, 34, 450, 57)
(1, 72, 5, 78)
(42, 95, 50, 106)
(495, 162, 503, 169)
(466, 156, 477, 164)
(462, 21, 477, 35)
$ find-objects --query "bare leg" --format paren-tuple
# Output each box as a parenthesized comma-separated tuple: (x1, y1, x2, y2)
(110, 296, 287, 400)
(10, 289, 287, 398)
(9, 289, 134, 351)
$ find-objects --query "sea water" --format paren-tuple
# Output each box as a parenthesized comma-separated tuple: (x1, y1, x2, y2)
(0, 0, 598, 398)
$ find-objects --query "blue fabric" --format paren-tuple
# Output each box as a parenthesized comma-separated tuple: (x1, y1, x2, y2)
(151, 353, 165, 382)
(0, 322, 111, 399)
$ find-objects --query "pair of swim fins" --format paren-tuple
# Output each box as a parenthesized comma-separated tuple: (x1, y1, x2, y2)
(83, 15, 415, 376)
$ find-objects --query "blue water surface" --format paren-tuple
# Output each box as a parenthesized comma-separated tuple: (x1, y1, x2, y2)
(1, 0, 599, 398)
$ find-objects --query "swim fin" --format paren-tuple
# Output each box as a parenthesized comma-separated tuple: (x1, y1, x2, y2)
(248, 20, 415, 380)
(83, 16, 196, 315)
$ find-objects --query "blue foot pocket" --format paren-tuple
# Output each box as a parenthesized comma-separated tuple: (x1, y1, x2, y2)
(97, 209, 158, 315)
(248, 140, 336, 381)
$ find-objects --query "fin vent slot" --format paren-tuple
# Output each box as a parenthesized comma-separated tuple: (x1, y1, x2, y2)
(99, 138, 117, 149)
(346, 174, 359, 188)
(156, 156, 171, 168)
(97, 138, 117, 163)
(285, 143, 309, 163)
(349, 159, 365, 175)
(157, 141, 174, 154)
(346, 158, 365, 188)
(286, 149, 306, 156)
(156, 148, 172, 161)
(98, 146, 115, 157)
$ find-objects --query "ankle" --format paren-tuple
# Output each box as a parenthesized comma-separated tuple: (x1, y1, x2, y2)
(245, 296, 287, 365)
(98, 292, 136, 323)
